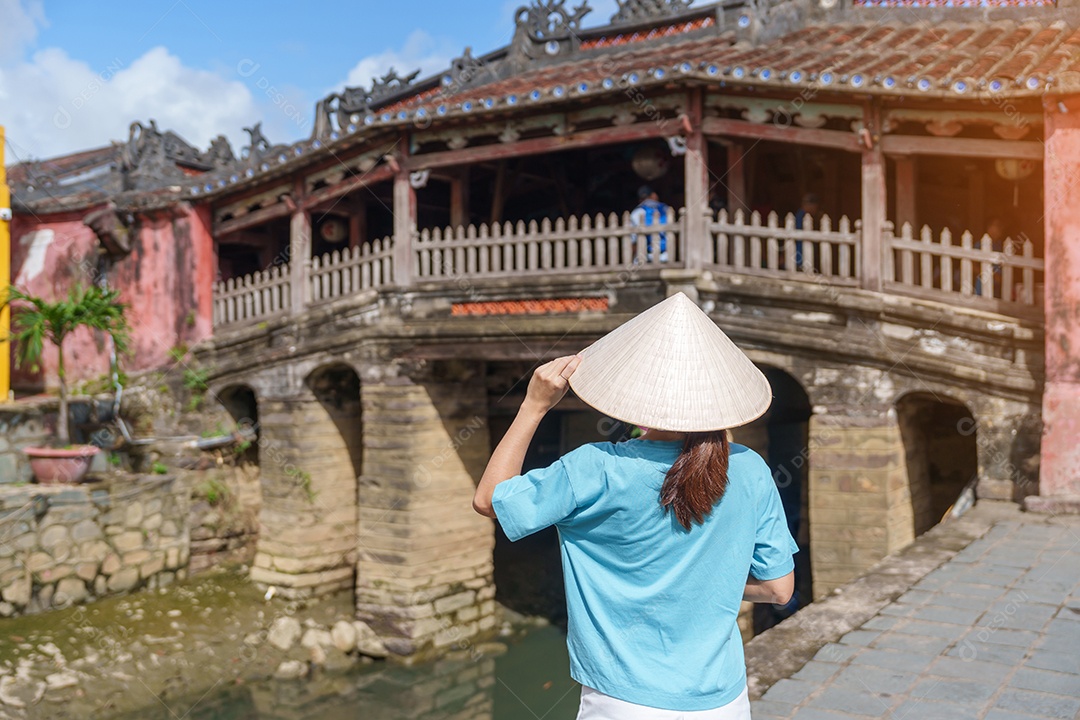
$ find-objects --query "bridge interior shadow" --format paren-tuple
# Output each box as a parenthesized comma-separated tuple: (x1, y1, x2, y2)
(731, 366, 813, 636)
(487, 362, 611, 629)
(896, 392, 978, 536)
(218, 383, 259, 466)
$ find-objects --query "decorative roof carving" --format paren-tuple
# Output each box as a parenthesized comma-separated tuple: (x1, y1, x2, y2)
(509, 0, 592, 66)
(313, 67, 422, 137)
(610, 0, 694, 24)
(121, 120, 233, 190)
(515, 0, 591, 41)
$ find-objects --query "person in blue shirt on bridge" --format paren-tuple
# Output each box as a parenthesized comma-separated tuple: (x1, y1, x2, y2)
(473, 293, 797, 720)
(630, 185, 675, 263)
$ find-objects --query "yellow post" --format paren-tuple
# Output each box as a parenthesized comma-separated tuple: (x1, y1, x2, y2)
(0, 125, 10, 400)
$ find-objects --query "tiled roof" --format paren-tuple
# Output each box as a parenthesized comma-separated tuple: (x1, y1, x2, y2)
(450, 298, 609, 316)
(385, 19, 1080, 124)
(7, 145, 119, 186)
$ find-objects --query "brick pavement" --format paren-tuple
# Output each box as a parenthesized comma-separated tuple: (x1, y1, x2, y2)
(751, 513, 1080, 720)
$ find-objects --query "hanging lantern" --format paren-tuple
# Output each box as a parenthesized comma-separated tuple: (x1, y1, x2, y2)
(319, 218, 347, 243)
(632, 144, 671, 181)
(995, 159, 1036, 207)
(994, 158, 1036, 181)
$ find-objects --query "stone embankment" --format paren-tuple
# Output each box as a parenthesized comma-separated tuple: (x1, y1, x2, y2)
(0, 476, 189, 616)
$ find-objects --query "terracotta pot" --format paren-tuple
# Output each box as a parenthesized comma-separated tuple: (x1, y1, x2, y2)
(23, 446, 100, 484)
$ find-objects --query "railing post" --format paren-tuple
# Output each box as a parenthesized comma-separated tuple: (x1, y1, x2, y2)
(683, 88, 709, 271)
(860, 101, 886, 292)
(288, 181, 310, 315)
(393, 164, 416, 287)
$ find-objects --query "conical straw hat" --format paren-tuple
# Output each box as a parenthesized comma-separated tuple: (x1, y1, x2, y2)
(568, 292, 771, 432)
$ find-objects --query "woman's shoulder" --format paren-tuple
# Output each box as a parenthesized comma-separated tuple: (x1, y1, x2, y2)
(728, 443, 772, 481)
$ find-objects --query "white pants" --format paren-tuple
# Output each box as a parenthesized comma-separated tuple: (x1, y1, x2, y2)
(576, 686, 751, 720)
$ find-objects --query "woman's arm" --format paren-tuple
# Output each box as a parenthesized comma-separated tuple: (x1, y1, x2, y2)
(743, 572, 795, 604)
(472, 355, 581, 518)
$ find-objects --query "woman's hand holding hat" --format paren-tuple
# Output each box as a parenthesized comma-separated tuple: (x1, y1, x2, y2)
(524, 355, 581, 415)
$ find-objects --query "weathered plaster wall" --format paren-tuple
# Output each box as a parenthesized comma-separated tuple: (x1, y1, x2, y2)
(1039, 103, 1080, 500)
(8, 205, 215, 392)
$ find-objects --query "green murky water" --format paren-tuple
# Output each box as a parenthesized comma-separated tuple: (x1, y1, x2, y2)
(0, 570, 580, 720)
(118, 624, 580, 720)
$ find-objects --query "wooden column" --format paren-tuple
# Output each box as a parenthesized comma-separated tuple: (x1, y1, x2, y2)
(288, 179, 311, 315)
(349, 201, 367, 250)
(392, 165, 416, 286)
(726, 141, 749, 213)
(894, 156, 916, 230)
(683, 89, 709, 270)
(860, 102, 886, 292)
(450, 168, 470, 229)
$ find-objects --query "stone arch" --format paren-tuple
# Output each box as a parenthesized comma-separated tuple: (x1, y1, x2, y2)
(895, 391, 978, 536)
(731, 365, 813, 633)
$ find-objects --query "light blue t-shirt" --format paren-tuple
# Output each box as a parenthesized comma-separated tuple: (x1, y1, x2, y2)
(491, 439, 798, 712)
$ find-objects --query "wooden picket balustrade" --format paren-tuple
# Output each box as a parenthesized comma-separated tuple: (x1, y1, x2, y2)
(211, 211, 1048, 331)
(309, 238, 394, 304)
(706, 209, 860, 284)
(884, 222, 1044, 311)
(212, 263, 291, 328)
(414, 211, 684, 281)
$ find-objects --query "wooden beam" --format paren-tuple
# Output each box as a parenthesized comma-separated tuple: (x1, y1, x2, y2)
(881, 135, 1042, 160)
(404, 121, 670, 171)
(861, 102, 886, 293)
(349, 201, 366, 250)
(301, 164, 394, 211)
(214, 202, 290, 236)
(701, 117, 862, 153)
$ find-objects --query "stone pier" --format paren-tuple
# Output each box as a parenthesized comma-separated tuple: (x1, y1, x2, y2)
(355, 361, 497, 657)
(249, 366, 361, 597)
(808, 404, 914, 599)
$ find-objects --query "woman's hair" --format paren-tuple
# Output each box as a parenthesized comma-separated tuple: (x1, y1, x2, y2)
(659, 431, 730, 530)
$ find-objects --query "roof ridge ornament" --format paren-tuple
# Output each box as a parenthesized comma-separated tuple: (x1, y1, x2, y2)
(314, 67, 422, 138)
(509, 0, 591, 65)
(610, 0, 694, 25)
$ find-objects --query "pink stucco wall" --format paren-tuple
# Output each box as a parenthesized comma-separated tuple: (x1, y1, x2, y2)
(9, 203, 214, 392)
(1040, 101, 1080, 498)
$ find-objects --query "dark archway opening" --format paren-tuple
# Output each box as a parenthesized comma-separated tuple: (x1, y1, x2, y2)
(487, 362, 610, 627)
(218, 384, 259, 465)
(896, 393, 978, 536)
(304, 364, 363, 486)
(730, 367, 813, 636)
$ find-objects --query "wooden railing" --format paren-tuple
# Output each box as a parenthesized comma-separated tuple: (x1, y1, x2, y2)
(309, 238, 394, 304)
(884, 223, 1044, 311)
(414, 211, 683, 281)
(212, 210, 1047, 330)
(706, 210, 860, 285)
(213, 264, 291, 327)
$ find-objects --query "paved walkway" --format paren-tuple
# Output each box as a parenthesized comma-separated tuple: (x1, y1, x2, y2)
(751, 513, 1080, 720)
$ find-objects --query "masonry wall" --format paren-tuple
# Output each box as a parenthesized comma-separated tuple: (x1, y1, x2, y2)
(355, 361, 497, 658)
(0, 475, 189, 616)
(249, 376, 359, 597)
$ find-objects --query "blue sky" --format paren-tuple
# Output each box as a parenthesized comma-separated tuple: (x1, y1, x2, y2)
(0, 0, 620, 161)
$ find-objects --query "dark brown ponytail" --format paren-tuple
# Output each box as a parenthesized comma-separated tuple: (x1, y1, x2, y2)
(660, 431, 730, 530)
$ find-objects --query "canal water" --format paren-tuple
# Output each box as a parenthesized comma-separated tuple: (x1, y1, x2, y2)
(120, 623, 581, 720)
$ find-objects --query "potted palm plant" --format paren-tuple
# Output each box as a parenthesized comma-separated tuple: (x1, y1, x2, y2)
(8, 285, 129, 483)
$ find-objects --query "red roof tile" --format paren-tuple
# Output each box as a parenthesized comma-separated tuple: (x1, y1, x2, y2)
(451, 297, 609, 316)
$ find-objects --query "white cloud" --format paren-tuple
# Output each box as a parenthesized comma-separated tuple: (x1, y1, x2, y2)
(0, 0, 45, 63)
(0, 45, 258, 161)
(338, 29, 458, 93)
